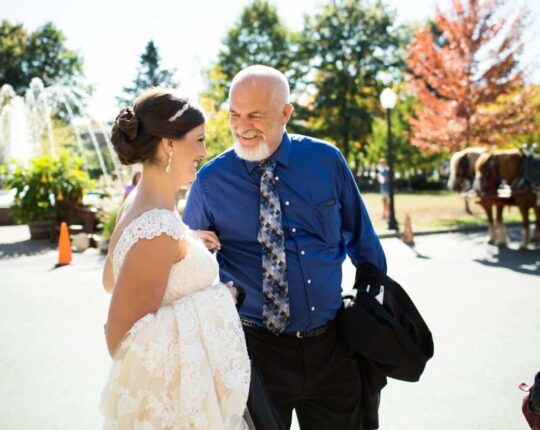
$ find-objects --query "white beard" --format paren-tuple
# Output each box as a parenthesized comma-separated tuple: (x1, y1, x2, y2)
(233, 138, 273, 162)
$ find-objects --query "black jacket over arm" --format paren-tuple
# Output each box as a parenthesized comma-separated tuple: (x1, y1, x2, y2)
(337, 263, 434, 429)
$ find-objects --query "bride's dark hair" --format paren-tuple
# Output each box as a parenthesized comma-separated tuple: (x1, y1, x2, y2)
(111, 88, 205, 165)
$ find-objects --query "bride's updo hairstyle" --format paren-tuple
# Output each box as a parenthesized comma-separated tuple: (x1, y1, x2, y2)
(111, 88, 205, 165)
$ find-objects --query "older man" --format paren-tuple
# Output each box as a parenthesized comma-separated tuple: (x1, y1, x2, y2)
(184, 65, 386, 429)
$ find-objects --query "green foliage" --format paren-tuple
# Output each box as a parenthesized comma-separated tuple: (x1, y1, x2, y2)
(117, 40, 177, 106)
(504, 84, 540, 149)
(294, 0, 408, 161)
(200, 97, 233, 162)
(205, 0, 296, 108)
(365, 92, 445, 173)
(0, 20, 84, 94)
(2, 153, 93, 224)
(101, 203, 120, 241)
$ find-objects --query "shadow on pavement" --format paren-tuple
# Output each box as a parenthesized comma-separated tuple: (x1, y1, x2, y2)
(0, 239, 55, 259)
(402, 242, 431, 259)
(474, 246, 540, 276)
(468, 226, 540, 275)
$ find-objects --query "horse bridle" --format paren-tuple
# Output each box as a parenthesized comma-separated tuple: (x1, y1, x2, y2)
(454, 153, 474, 190)
(457, 154, 470, 179)
(475, 154, 498, 196)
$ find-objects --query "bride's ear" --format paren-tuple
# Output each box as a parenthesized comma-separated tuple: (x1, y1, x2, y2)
(159, 138, 175, 156)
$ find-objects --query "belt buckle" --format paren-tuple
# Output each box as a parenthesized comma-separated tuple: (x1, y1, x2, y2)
(296, 331, 304, 339)
(241, 319, 255, 328)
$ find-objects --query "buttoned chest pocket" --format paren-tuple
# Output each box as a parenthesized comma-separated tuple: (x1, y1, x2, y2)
(315, 199, 342, 244)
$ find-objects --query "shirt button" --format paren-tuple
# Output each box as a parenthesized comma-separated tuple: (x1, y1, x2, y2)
(307, 279, 312, 284)
(275, 176, 280, 181)
(311, 306, 315, 311)
(291, 227, 297, 233)
(285, 201, 290, 206)
(300, 250, 305, 255)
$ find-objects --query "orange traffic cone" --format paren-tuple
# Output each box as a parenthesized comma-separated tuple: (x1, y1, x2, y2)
(57, 222, 73, 266)
(402, 212, 415, 246)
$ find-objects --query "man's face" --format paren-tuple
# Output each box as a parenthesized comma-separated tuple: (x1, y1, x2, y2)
(229, 79, 290, 161)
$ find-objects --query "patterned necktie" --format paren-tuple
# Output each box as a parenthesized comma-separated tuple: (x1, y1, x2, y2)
(258, 159, 290, 334)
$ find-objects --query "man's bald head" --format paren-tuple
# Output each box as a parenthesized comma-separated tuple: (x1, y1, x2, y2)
(228, 65, 294, 161)
(229, 65, 290, 107)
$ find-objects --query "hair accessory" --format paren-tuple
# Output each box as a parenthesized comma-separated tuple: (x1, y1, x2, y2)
(168, 103, 189, 122)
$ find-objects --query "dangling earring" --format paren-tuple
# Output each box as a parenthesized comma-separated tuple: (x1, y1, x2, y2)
(165, 151, 173, 173)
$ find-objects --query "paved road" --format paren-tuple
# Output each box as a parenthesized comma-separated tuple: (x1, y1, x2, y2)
(0, 225, 538, 429)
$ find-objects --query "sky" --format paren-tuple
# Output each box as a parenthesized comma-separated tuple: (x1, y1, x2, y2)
(2, 0, 539, 121)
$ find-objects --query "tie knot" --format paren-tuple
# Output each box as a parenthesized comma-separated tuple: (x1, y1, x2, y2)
(259, 159, 276, 173)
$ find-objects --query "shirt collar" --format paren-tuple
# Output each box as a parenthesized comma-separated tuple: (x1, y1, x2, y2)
(243, 132, 292, 173)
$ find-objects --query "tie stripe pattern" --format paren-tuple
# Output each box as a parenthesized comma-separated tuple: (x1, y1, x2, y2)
(258, 159, 290, 334)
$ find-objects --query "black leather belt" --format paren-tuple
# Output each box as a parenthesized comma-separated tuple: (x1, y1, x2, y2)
(241, 318, 332, 338)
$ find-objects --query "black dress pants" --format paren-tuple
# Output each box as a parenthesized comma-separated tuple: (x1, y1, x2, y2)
(244, 321, 362, 430)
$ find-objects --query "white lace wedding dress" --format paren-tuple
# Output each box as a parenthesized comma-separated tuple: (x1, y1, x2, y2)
(100, 209, 251, 429)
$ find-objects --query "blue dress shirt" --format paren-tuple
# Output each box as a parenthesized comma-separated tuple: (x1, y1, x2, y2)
(183, 132, 387, 331)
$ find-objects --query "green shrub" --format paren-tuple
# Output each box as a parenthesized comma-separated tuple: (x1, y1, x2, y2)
(101, 204, 120, 240)
(2, 153, 93, 224)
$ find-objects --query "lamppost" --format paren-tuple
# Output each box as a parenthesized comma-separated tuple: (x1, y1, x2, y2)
(380, 87, 399, 232)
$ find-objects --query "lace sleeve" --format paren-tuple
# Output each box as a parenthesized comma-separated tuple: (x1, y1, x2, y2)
(129, 209, 185, 241)
(112, 209, 185, 279)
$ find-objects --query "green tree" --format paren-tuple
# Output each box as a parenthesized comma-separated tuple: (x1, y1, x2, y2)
(366, 92, 446, 188)
(294, 0, 407, 164)
(0, 20, 84, 94)
(205, 0, 295, 108)
(199, 96, 233, 162)
(504, 84, 540, 149)
(117, 40, 177, 106)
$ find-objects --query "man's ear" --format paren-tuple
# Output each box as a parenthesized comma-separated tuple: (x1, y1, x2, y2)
(281, 103, 294, 125)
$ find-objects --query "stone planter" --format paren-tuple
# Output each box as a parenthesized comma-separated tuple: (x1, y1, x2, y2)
(27, 220, 54, 240)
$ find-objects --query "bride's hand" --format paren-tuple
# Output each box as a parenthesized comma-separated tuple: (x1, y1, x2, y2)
(225, 281, 237, 304)
(195, 230, 221, 251)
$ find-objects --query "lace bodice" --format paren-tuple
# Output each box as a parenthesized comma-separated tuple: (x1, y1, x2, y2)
(112, 208, 219, 304)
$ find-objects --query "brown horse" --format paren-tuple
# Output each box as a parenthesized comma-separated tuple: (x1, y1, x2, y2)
(475, 149, 540, 249)
(448, 148, 506, 245)
(448, 148, 485, 192)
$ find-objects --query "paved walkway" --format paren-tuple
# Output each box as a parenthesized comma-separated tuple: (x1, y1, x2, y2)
(0, 225, 538, 429)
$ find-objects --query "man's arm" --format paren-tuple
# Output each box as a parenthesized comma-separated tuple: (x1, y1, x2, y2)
(183, 177, 239, 300)
(183, 177, 214, 231)
(337, 151, 387, 273)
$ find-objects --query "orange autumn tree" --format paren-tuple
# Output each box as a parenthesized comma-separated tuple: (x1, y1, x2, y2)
(405, 0, 537, 152)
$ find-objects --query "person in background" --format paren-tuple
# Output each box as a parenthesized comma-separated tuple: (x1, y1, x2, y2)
(123, 171, 141, 200)
(377, 158, 390, 221)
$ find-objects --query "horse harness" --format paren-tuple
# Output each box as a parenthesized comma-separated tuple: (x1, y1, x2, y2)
(475, 151, 540, 203)
(522, 151, 540, 205)
(474, 154, 500, 198)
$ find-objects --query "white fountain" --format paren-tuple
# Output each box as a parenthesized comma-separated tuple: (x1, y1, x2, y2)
(0, 78, 127, 217)
(0, 77, 123, 186)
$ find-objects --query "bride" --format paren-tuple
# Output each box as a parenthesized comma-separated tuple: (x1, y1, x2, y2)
(100, 88, 250, 429)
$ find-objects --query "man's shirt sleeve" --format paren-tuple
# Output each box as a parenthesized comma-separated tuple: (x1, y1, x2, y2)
(183, 177, 214, 231)
(337, 151, 387, 273)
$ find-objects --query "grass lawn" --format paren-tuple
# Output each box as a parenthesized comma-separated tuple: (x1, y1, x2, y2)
(360, 191, 524, 234)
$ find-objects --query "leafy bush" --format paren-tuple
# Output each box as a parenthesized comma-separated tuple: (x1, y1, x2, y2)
(101, 203, 120, 241)
(2, 153, 93, 224)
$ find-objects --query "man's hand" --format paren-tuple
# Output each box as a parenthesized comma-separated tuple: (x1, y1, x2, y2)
(225, 281, 237, 304)
(195, 230, 221, 251)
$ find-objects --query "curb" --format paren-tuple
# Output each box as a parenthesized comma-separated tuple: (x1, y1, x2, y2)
(376, 222, 523, 240)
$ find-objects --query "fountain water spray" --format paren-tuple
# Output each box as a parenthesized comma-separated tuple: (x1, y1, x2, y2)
(0, 78, 124, 189)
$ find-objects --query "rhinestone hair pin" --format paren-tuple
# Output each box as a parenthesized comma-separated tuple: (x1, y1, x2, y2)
(168, 103, 189, 122)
